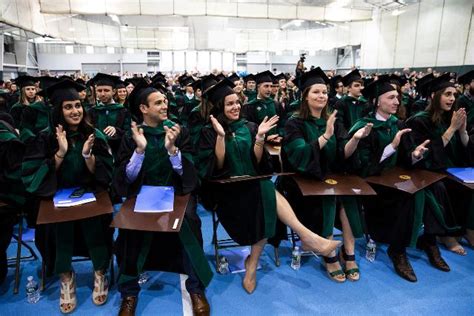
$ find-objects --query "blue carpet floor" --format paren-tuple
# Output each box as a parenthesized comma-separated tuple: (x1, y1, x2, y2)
(2, 204, 474, 315)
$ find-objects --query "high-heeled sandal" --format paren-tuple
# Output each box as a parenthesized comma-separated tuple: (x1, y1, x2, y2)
(322, 256, 346, 283)
(242, 256, 256, 294)
(92, 270, 109, 306)
(59, 271, 77, 314)
(339, 245, 360, 282)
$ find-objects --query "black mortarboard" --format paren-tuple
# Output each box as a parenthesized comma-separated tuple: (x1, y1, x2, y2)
(427, 73, 455, 94)
(362, 76, 396, 101)
(330, 75, 342, 89)
(191, 79, 202, 91)
(243, 74, 256, 83)
(458, 70, 474, 86)
(38, 79, 85, 107)
(39, 76, 61, 91)
(151, 73, 166, 85)
(416, 73, 435, 97)
(194, 75, 218, 93)
(202, 79, 235, 105)
(296, 67, 329, 91)
(389, 74, 407, 87)
(228, 73, 240, 83)
(255, 71, 274, 85)
(15, 75, 38, 88)
(275, 73, 288, 81)
(128, 78, 162, 121)
(341, 69, 362, 87)
(115, 79, 126, 89)
(124, 78, 141, 87)
(75, 78, 86, 86)
(91, 73, 121, 88)
(178, 75, 194, 87)
(214, 74, 225, 82)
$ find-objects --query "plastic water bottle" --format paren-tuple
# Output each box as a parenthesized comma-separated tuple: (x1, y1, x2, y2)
(138, 272, 150, 285)
(218, 256, 229, 274)
(290, 246, 301, 270)
(365, 239, 377, 262)
(26, 276, 40, 304)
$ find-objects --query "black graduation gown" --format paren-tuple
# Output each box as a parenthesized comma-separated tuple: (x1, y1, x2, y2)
(88, 103, 131, 159)
(348, 113, 456, 248)
(334, 95, 371, 131)
(277, 116, 363, 239)
(113, 121, 212, 287)
(407, 112, 471, 232)
(241, 97, 284, 135)
(21, 128, 114, 272)
(0, 119, 25, 283)
(196, 119, 277, 245)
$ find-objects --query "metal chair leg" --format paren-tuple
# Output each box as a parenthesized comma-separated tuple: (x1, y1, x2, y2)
(211, 210, 220, 270)
(109, 255, 115, 286)
(274, 247, 280, 267)
(13, 218, 23, 294)
(40, 260, 46, 292)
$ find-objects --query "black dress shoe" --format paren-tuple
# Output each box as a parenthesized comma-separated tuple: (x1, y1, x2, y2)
(387, 246, 417, 282)
(190, 293, 210, 316)
(118, 296, 138, 316)
(417, 240, 450, 272)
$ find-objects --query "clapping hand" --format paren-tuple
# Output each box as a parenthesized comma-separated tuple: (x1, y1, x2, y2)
(412, 139, 430, 160)
(210, 115, 225, 137)
(353, 123, 373, 140)
(56, 125, 68, 156)
(131, 121, 147, 154)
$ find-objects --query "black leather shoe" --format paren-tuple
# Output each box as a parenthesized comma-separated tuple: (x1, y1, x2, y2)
(417, 240, 450, 272)
(118, 296, 138, 316)
(387, 246, 417, 282)
(190, 293, 210, 316)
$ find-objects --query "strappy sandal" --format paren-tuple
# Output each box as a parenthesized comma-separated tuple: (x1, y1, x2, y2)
(322, 256, 346, 283)
(92, 270, 109, 306)
(60, 271, 77, 314)
(339, 245, 360, 282)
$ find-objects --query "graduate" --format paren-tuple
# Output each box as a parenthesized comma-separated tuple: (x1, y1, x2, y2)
(114, 80, 129, 106)
(346, 76, 455, 282)
(8, 75, 42, 128)
(455, 70, 474, 128)
(276, 73, 295, 108)
(279, 67, 365, 282)
(228, 73, 248, 105)
(407, 73, 474, 255)
(409, 73, 435, 117)
(18, 76, 62, 143)
(87, 73, 132, 158)
(188, 75, 218, 148)
(0, 112, 26, 285)
(196, 79, 340, 294)
(241, 71, 283, 142)
(243, 74, 257, 102)
(174, 75, 198, 127)
(328, 75, 344, 110)
(113, 80, 212, 316)
(22, 79, 114, 313)
(334, 69, 370, 131)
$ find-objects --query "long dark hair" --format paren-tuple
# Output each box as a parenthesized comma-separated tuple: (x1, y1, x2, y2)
(426, 87, 455, 125)
(298, 86, 329, 120)
(52, 101, 95, 139)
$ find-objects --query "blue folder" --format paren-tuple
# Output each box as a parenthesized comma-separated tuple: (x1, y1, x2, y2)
(447, 167, 474, 184)
(53, 187, 96, 208)
(134, 185, 174, 213)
